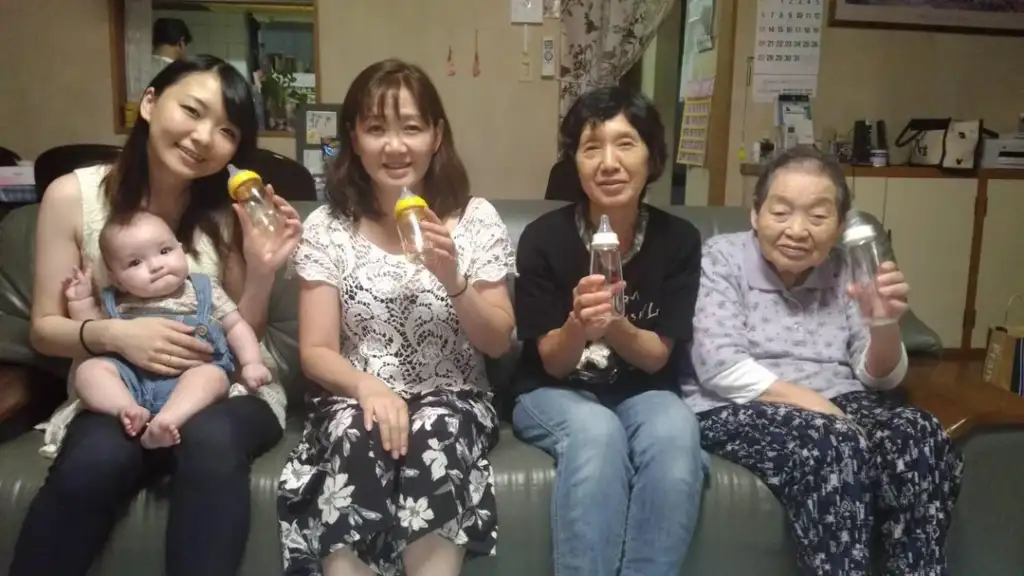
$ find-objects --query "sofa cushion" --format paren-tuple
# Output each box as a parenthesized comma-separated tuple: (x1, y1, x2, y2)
(0, 422, 801, 576)
(0, 205, 71, 378)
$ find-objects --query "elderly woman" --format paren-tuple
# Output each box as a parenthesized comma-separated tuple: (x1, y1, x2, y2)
(512, 86, 705, 576)
(685, 145, 963, 575)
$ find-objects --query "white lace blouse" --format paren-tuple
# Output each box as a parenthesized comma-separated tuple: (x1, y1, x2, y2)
(291, 197, 516, 396)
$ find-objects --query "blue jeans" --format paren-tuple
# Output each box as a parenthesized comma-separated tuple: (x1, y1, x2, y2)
(513, 387, 706, 576)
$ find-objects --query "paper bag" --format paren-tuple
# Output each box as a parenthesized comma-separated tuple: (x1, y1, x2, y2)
(982, 295, 1024, 393)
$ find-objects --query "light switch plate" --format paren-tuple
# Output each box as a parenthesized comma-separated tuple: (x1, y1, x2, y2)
(511, 0, 543, 24)
(519, 55, 534, 82)
(541, 36, 555, 78)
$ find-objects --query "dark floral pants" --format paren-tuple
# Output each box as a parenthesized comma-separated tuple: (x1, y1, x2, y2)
(699, 390, 963, 576)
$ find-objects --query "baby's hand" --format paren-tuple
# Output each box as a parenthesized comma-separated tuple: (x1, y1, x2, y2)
(240, 363, 272, 390)
(64, 266, 94, 302)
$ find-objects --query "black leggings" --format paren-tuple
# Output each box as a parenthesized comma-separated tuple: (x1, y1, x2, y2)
(8, 395, 282, 576)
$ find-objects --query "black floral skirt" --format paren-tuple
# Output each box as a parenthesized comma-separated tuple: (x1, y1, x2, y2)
(278, 389, 499, 575)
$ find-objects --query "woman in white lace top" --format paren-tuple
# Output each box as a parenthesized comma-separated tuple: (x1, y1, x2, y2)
(277, 59, 516, 576)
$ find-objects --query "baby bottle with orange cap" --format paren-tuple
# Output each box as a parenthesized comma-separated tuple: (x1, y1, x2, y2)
(394, 187, 430, 264)
(227, 165, 280, 234)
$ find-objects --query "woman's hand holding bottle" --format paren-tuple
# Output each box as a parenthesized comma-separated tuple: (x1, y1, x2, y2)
(232, 184, 303, 277)
(572, 274, 625, 341)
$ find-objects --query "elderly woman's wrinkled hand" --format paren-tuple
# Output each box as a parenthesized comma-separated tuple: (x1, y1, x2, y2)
(848, 261, 910, 323)
(762, 380, 847, 418)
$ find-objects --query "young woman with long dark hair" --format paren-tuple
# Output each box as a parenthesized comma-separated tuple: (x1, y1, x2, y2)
(9, 54, 301, 576)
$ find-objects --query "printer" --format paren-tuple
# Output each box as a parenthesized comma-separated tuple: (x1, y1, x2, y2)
(982, 134, 1024, 169)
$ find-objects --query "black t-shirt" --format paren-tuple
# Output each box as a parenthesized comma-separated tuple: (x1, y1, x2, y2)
(512, 204, 702, 403)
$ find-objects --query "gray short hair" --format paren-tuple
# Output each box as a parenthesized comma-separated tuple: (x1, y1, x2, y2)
(752, 145, 851, 220)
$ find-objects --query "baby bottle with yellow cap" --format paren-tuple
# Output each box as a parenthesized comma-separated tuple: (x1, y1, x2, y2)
(394, 187, 430, 264)
(227, 165, 280, 234)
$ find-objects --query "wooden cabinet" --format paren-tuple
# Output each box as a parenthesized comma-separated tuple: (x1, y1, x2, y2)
(849, 176, 976, 348)
(882, 179, 976, 348)
(972, 179, 1024, 348)
(849, 177, 886, 221)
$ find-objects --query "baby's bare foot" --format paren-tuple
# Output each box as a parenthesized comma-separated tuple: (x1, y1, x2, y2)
(140, 417, 181, 449)
(120, 405, 151, 437)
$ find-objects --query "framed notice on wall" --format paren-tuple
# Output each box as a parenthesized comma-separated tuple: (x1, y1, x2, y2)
(676, 97, 711, 167)
(294, 104, 343, 201)
(830, 0, 1024, 36)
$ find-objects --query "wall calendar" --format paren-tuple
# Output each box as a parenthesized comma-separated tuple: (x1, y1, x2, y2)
(752, 0, 823, 102)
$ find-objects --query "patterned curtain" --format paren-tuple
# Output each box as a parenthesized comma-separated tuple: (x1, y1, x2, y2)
(558, 0, 677, 118)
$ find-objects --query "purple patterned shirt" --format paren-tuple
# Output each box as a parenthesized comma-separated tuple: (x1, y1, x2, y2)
(682, 231, 906, 414)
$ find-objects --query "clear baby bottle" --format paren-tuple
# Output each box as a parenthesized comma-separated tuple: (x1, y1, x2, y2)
(842, 222, 896, 326)
(394, 187, 430, 264)
(589, 214, 625, 317)
(227, 165, 280, 235)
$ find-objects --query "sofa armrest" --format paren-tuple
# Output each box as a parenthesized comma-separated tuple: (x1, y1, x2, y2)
(904, 359, 1024, 440)
(900, 310, 943, 358)
(0, 363, 33, 423)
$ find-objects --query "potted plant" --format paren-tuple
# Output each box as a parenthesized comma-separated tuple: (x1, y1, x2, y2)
(261, 69, 311, 131)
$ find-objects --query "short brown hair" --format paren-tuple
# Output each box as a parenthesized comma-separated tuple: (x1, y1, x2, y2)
(326, 59, 469, 221)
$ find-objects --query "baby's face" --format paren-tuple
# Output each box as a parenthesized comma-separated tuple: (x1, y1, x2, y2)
(107, 215, 189, 298)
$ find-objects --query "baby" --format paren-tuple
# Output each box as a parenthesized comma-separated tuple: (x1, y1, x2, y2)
(65, 210, 272, 448)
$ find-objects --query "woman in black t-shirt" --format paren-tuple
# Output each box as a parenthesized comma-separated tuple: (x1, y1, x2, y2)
(511, 87, 706, 576)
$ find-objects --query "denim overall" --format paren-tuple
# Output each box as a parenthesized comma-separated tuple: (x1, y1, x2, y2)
(100, 273, 235, 413)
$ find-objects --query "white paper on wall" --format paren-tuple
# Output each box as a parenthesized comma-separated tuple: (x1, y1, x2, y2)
(752, 0, 823, 102)
(678, 0, 716, 101)
(511, 0, 544, 24)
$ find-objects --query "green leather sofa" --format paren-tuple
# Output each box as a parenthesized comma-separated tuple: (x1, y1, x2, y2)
(2, 200, 1024, 575)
